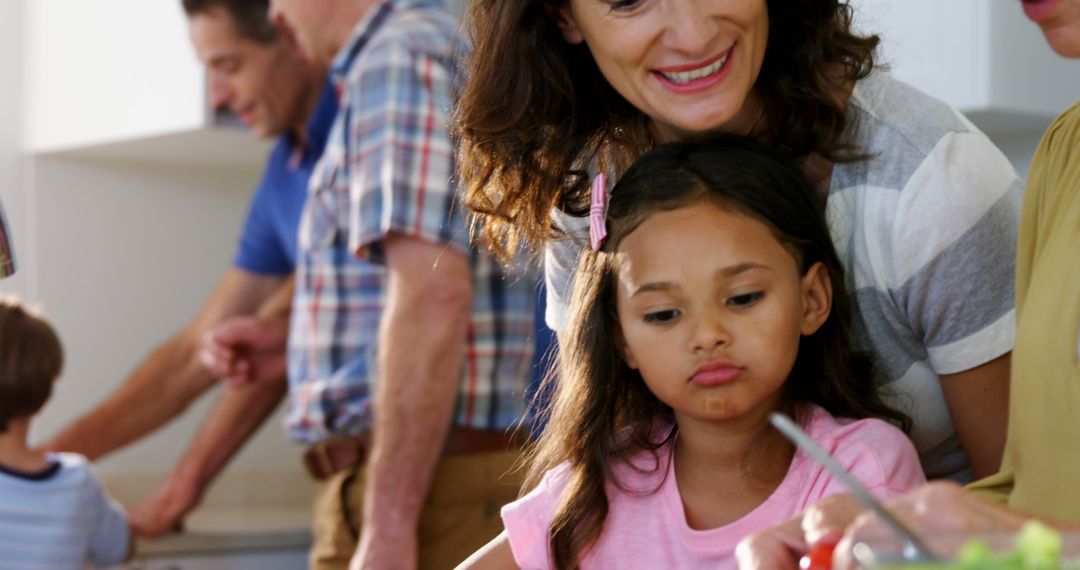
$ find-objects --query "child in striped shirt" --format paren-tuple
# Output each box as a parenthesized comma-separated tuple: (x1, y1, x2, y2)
(0, 296, 131, 568)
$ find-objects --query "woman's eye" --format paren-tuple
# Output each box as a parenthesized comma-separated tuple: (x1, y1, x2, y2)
(609, 0, 643, 12)
(728, 292, 764, 308)
(644, 309, 680, 324)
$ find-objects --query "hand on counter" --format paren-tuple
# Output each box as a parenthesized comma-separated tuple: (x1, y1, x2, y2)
(129, 475, 198, 538)
(199, 315, 288, 387)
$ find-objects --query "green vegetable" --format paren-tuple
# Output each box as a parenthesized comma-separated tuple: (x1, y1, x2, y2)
(875, 521, 1079, 570)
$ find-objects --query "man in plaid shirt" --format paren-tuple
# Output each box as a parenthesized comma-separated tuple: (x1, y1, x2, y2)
(265, 1, 537, 568)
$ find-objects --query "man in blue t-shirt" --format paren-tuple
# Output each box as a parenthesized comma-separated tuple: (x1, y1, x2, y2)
(43, 0, 336, 537)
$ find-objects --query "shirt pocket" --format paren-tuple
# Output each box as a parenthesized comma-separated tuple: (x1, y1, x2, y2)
(300, 149, 346, 251)
(301, 188, 340, 251)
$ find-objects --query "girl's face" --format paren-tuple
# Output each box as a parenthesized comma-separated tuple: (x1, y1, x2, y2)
(555, 0, 769, 143)
(613, 202, 831, 427)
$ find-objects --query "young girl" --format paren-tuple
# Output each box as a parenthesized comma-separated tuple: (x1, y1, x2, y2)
(458, 137, 925, 569)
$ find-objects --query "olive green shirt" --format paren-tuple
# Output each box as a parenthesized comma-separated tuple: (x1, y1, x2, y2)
(971, 100, 1080, 521)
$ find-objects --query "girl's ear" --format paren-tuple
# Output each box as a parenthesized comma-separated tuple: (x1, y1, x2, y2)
(543, 2, 586, 44)
(800, 262, 832, 336)
(614, 323, 640, 369)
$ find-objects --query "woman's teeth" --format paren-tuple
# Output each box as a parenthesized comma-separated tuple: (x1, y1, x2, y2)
(660, 54, 728, 84)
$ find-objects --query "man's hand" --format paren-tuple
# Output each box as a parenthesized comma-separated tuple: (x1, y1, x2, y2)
(199, 315, 289, 387)
(128, 474, 201, 538)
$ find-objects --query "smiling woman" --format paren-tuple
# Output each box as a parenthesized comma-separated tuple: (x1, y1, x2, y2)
(454, 0, 1021, 484)
(455, 0, 878, 261)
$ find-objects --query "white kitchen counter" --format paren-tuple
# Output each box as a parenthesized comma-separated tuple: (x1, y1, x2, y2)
(106, 508, 311, 570)
(136, 507, 311, 556)
(101, 467, 316, 568)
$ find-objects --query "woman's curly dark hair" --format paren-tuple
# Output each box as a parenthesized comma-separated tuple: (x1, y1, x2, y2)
(453, 0, 878, 262)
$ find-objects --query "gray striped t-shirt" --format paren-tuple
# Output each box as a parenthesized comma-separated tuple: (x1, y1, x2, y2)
(543, 71, 1020, 482)
(0, 453, 130, 569)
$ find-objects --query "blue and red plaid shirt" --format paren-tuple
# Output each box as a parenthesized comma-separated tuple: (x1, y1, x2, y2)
(0, 198, 14, 278)
(286, 0, 536, 444)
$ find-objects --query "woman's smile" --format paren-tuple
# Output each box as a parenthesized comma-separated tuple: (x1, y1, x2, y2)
(653, 47, 733, 90)
(558, 0, 769, 139)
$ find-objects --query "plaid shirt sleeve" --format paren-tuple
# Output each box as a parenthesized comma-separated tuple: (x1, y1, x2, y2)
(344, 31, 462, 262)
(0, 198, 15, 278)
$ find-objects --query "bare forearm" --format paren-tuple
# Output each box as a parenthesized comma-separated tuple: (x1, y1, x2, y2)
(170, 378, 287, 492)
(255, 274, 294, 320)
(364, 289, 468, 535)
(362, 238, 472, 542)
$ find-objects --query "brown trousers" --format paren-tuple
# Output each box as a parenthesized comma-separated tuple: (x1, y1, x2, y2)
(309, 450, 524, 570)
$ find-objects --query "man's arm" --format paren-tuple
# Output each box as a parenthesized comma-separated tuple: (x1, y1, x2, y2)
(128, 288, 294, 537)
(353, 234, 472, 570)
(128, 371, 287, 536)
(42, 268, 285, 459)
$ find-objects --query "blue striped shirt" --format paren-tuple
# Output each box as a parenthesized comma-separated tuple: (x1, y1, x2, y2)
(0, 453, 129, 569)
(286, 0, 536, 443)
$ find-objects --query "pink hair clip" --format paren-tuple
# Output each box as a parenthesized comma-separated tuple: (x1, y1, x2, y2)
(589, 172, 608, 251)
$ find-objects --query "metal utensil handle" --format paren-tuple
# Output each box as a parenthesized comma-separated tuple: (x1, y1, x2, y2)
(769, 413, 938, 561)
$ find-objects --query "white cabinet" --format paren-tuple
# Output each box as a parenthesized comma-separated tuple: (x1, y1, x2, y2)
(851, 0, 1080, 125)
(22, 0, 212, 153)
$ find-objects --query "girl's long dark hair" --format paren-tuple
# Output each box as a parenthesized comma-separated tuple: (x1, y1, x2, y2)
(454, 0, 878, 262)
(525, 136, 910, 569)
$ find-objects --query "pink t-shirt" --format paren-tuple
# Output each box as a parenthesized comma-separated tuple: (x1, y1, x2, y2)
(502, 406, 926, 569)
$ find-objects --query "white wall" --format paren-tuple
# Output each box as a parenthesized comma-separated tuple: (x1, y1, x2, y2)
(850, 0, 1078, 178)
(22, 152, 310, 508)
(28, 157, 239, 458)
(852, 0, 992, 110)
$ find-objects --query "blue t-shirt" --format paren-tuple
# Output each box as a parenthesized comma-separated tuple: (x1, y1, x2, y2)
(233, 80, 339, 275)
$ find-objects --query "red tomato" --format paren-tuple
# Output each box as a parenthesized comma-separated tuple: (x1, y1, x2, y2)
(799, 543, 836, 570)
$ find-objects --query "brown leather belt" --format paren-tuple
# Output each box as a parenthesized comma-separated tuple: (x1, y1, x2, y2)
(303, 427, 527, 481)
